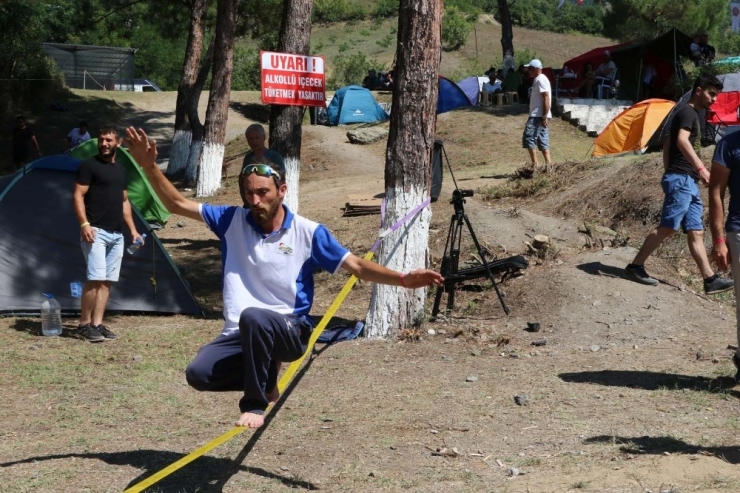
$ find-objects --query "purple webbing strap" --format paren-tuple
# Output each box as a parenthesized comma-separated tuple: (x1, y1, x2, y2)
(370, 197, 432, 253)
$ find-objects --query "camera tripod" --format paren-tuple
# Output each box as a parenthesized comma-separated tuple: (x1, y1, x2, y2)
(431, 143, 528, 318)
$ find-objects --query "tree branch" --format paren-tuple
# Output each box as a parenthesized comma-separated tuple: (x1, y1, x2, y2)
(91, 0, 147, 24)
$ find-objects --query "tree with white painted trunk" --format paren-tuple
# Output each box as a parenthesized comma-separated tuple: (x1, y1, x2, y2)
(268, 0, 314, 212)
(195, 0, 236, 197)
(184, 38, 215, 187)
(168, 0, 209, 179)
(365, 0, 442, 339)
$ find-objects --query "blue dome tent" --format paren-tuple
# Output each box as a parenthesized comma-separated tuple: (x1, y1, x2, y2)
(437, 76, 472, 114)
(326, 85, 389, 125)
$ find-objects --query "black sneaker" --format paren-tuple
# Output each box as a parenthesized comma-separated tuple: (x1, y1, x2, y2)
(624, 264, 658, 286)
(72, 323, 105, 342)
(733, 354, 740, 384)
(704, 275, 734, 295)
(95, 324, 119, 340)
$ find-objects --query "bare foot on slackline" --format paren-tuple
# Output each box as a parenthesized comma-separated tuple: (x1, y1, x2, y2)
(266, 361, 282, 406)
(266, 387, 280, 406)
(236, 411, 265, 428)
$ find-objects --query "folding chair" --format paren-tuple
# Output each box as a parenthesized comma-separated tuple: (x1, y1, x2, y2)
(705, 91, 740, 145)
(596, 69, 618, 99)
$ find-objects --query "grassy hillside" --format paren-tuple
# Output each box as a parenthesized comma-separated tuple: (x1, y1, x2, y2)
(241, 16, 615, 85)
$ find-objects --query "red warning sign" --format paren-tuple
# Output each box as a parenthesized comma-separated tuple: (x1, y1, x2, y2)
(260, 51, 326, 107)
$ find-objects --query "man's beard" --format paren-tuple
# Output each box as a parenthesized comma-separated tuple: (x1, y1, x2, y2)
(252, 200, 281, 223)
(99, 147, 117, 159)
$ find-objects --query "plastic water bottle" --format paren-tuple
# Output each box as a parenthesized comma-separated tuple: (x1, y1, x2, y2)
(127, 233, 147, 255)
(40, 293, 62, 337)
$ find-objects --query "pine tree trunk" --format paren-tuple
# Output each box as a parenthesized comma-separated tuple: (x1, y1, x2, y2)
(196, 0, 234, 197)
(168, 0, 208, 178)
(497, 0, 514, 59)
(365, 0, 442, 339)
(185, 38, 215, 187)
(268, 0, 314, 213)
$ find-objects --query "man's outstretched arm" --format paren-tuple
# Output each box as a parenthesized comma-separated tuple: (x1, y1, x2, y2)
(125, 127, 203, 222)
(341, 254, 443, 289)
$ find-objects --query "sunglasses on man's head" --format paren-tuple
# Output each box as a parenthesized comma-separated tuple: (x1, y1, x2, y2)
(241, 164, 281, 183)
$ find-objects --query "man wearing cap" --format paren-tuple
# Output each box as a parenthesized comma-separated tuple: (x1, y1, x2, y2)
(124, 126, 444, 429)
(521, 59, 552, 172)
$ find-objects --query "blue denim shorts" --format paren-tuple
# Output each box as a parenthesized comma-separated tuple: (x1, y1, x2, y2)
(522, 117, 550, 151)
(81, 227, 124, 281)
(659, 173, 704, 233)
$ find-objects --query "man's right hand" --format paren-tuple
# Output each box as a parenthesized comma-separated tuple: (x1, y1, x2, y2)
(125, 127, 158, 169)
(712, 242, 730, 271)
(699, 167, 710, 185)
(81, 225, 95, 243)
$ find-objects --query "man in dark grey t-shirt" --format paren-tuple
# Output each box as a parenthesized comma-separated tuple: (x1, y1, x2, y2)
(625, 75, 733, 296)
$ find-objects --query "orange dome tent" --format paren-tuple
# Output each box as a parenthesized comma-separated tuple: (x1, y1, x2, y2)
(592, 98, 676, 157)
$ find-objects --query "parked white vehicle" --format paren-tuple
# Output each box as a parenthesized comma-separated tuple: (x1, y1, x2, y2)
(113, 79, 162, 92)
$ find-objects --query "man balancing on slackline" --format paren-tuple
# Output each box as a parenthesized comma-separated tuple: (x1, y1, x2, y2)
(125, 126, 444, 428)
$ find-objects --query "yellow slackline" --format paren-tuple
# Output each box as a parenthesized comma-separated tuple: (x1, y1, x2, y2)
(123, 251, 375, 493)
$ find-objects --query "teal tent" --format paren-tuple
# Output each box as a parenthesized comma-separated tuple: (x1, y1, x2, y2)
(326, 86, 389, 125)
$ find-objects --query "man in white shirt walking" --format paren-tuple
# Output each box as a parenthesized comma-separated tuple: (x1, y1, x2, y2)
(521, 59, 552, 172)
(67, 120, 91, 148)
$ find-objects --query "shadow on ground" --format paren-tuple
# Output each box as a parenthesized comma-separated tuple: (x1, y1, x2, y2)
(585, 435, 740, 464)
(0, 347, 329, 491)
(229, 101, 270, 123)
(559, 370, 739, 395)
(576, 261, 624, 278)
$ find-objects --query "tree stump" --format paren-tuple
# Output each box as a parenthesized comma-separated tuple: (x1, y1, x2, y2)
(532, 234, 550, 249)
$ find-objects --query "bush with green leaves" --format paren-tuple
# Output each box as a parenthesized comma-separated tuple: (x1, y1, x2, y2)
(377, 35, 394, 49)
(313, 0, 351, 23)
(327, 53, 377, 89)
(507, 0, 603, 36)
(346, 2, 366, 20)
(442, 6, 474, 50)
(373, 0, 399, 18)
(312, 41, 325, 54)
(231, 46, 261, 91)
(338, 41, 350, 53)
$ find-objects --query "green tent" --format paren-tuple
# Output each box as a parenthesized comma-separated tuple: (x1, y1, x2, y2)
(71, 139, 170, 227)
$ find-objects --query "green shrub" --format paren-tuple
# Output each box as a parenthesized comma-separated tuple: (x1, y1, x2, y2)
(312, 41, 325, 53)
(442, 6, 474, 50)
(373, 0, 399, 18)
(327, 53, 374, 90)
(231, 46, 261, 91)
(338, 41, 350, 53)
(328, 34, 338, 44)
(347, 3, 366, 20)
(360, 29, 370, 37)
(313, 0, 350, 23)
(377, 35, 394, 49)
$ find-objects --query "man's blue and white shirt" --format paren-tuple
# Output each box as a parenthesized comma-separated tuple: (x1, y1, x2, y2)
(199, 204, 350, 336)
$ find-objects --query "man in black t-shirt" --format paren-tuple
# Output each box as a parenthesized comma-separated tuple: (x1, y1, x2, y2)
(72, 127, 143, 342)
(625, 76, 733, 295)
(12, 115, 41, 170)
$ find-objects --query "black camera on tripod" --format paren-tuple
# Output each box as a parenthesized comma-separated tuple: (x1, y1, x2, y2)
(431, 140, 528, 318)
(452, 189, 474, 201)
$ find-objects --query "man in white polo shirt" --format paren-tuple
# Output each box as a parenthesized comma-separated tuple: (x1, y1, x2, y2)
(125, 126, 444, 429)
